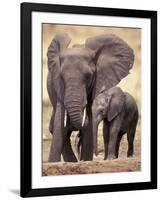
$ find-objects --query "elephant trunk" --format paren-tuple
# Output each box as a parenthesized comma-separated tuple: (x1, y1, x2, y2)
(66, 104, 82, 129)
(64, 87, 86, 130)
(92, 120, 99, 156)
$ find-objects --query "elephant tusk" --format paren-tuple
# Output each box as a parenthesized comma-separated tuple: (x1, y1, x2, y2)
(82, 108, 86, 127)
(64, 110, 67, 127)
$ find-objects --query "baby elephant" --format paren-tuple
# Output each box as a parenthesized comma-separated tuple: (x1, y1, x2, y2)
(92, 87, 138, 160)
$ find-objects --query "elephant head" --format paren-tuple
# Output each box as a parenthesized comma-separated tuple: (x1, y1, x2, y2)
(91, 87, 125, 155)
(47, 33, 134, 131)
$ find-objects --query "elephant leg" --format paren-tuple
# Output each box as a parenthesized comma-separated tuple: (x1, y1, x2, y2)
(108, 129, 119, 160)
(49, 109, 55, 134)
(74, 131, 82, 161)
(108, 119, 122, 160)
(48, 102, 64, 162)
(127, 127, 136, 157)
(80, 117, 93, 161)
(62, 129, 78, 162)
(47, 72, 57, 134)
(77, 131, 82, 160)
(115, 131, 125, 158)
(103, 120, 110, 160)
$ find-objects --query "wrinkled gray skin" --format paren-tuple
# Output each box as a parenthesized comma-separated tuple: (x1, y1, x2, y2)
(47, 33, 134, 162)
(91, 87, 138, 160)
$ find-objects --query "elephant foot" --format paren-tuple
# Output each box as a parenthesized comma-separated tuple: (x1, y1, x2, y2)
(104, 156, 107, 160)
(127, 149, 134, 157)
(115, 154, 119, 159)
(64, 160, 78, 163)
(48, 157, 61, 162)
(107, 154, 116, 160)
(48, 141, 62, 162)
(63, 156, 78, 162)
(80, 152, 93, 161)
(127, 153, 134, 158)
(80, 149, 93, 161)
(82, 158, 93, 161)
(62, 140, 78, 162)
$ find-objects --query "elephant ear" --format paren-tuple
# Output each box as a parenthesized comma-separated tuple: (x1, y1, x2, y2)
(107, 88, 125, 121)
(47, 33, 71, 100)
(47, 33, 71, 74)
(85, 34, 134, 98)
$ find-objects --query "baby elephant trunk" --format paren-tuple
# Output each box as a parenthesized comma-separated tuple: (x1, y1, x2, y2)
(92, 120, 99, 156)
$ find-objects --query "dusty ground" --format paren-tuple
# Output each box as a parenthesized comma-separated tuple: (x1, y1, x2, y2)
(43, 159, 141, 176)
(42, 114, 141, 176)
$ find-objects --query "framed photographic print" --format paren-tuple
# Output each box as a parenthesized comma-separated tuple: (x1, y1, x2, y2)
(20, 2, 157, 197)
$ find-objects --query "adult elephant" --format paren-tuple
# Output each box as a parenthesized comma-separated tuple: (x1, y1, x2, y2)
(47, 33, 134, 162)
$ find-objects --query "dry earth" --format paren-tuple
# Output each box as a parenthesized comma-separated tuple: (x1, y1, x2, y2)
(42, 117, 141, 176)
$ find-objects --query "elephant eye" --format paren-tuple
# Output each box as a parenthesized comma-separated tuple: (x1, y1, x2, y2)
(88, 59, 92, 65)
(85, 73, 90, 79)
(100, 109, 106, 116)
(59, 57, 64, 66)
(85, 72, 92, 82)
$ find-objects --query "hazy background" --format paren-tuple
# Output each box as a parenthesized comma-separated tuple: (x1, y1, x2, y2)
(42, 24, 141, 140)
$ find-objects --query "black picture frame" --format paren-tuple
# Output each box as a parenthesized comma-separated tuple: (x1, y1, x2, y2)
(20, 2, 157, 197)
